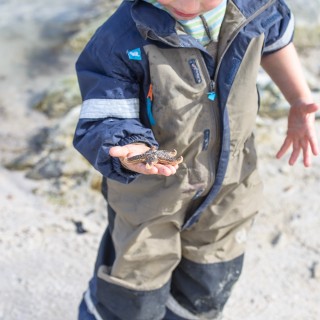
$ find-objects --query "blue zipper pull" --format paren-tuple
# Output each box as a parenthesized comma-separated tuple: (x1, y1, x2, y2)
(207, 92, 216, 101)
(146, 84, 156, 126)
(207, 80, 216, 101)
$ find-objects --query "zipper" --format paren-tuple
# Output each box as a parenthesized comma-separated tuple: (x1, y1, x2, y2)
(207, 80, 216, 101)
(195, 51, 220, 190)
(143, 0, 276, 196)
(194, 0, 276, 193)
(213, 0, 277, 85)
(209, 79, 221, 169)
(199, 14, 212, 42)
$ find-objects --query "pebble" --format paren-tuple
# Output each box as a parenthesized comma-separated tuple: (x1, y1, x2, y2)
(310, 262, 320, 279)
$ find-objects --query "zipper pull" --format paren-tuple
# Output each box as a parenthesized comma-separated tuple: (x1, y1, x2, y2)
(207, 80, 216, 101)
(146, 84, 156, 126)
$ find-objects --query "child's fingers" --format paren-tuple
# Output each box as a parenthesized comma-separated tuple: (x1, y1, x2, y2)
(125, 163, 178, 176)
(276, 136, 291, 159)
(308, 131, 319, 156)
(300, 139, 311, 167)
(288, 139, 301, 165)
(133, 163, 158, 175)
(154, 164, 177, 176)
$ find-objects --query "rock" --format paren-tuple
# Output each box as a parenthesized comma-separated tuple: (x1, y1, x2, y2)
(89, 170, 103, 191)
(4, 127, 51, 170)
(67, 16, 107, 53)
(24, 106, 91, 180)
(294, 25, 320, 49)
(310, 262, 320, 279)
(47, 105, 82, 150)
(270, 231, 288, 248)
(72, 220, 88, 235)
(5, 151, 47, 171)
(26, 156, 63, 180)
(59, 148, 91, 177)
(257, 66, 320, 119)
(33, 76, 81, 118)
(6, 105, 95, 196)
(67, 1, 121, 53)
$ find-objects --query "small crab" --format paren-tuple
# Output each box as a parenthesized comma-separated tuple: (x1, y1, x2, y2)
(123, 146, 183, 169)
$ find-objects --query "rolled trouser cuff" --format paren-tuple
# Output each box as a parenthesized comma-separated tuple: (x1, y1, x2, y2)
(95, 272, 171, 320)
(171, 255, 244, 317)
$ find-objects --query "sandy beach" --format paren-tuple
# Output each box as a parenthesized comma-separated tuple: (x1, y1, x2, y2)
(0, 0, 320, 319)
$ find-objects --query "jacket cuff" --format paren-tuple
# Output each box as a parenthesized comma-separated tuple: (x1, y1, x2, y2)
(118, 135, 155, 148)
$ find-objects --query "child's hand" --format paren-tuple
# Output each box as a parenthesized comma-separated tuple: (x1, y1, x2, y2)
(276, 102, 319, 167)
(109, 144, 179, 176)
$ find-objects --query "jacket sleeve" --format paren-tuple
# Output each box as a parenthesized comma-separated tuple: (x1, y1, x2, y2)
(73, 33, 158, 184)
(262, 0, 294, 55)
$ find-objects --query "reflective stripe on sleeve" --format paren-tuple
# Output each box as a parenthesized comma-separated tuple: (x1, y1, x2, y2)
(79, 98, 140, 119)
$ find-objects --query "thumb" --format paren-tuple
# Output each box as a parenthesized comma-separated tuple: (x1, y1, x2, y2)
(109, 146, 129, 158)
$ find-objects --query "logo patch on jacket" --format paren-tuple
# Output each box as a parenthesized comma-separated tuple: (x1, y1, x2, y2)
(189, 59, 202, 84)
(127, 48, 142, 60)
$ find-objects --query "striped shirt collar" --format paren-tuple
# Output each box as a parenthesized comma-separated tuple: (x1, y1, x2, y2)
(143, 0, 227, 45)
